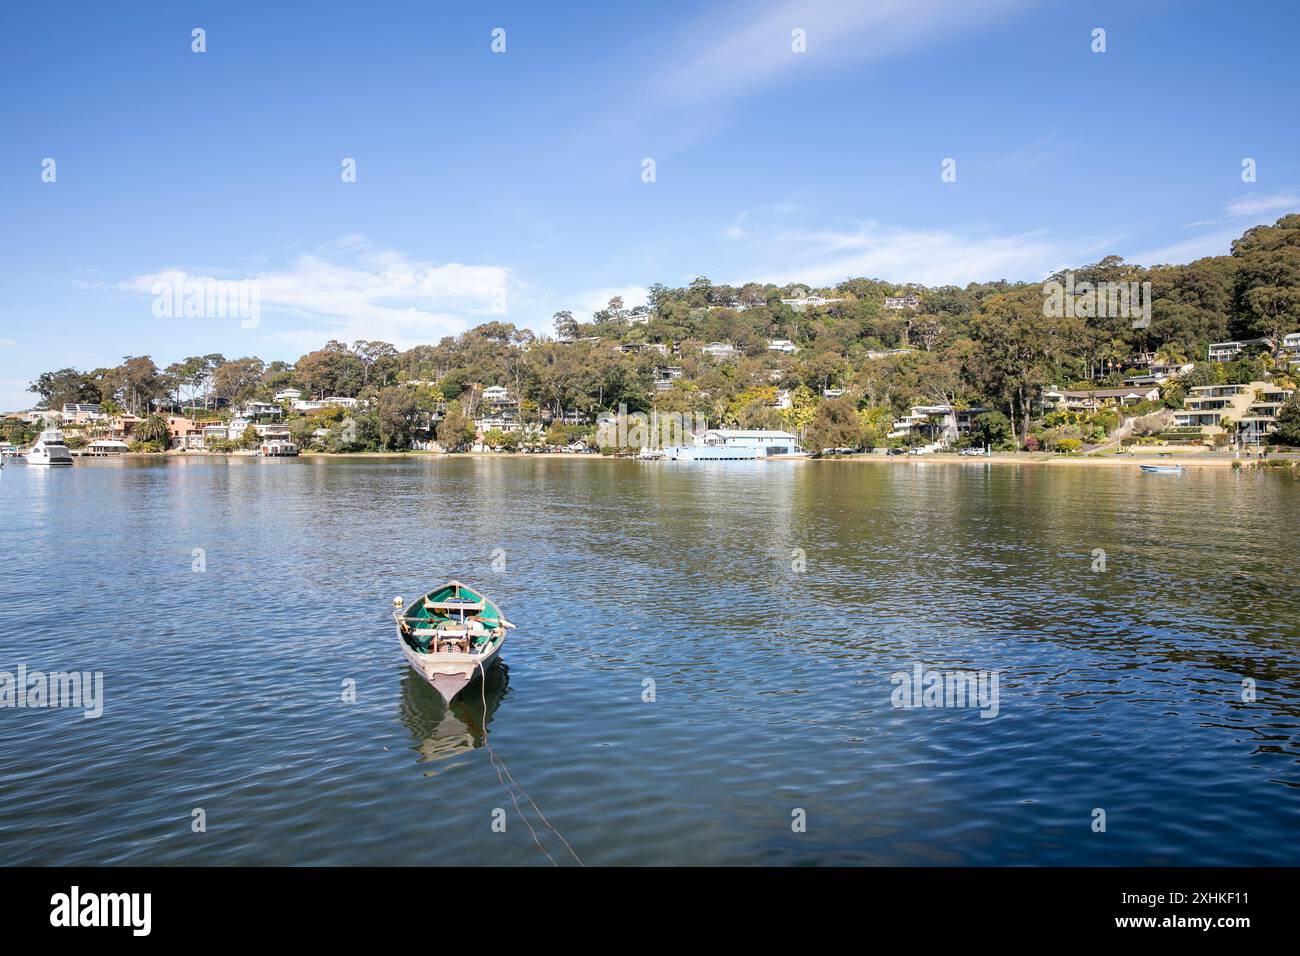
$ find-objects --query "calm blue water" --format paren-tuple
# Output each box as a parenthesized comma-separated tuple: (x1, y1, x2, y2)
(1, 456, 1297, 865)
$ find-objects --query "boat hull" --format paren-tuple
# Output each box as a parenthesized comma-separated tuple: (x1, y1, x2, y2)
(398, 632, 504, 703)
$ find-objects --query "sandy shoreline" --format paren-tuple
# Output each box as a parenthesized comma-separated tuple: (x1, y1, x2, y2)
(74, 449, 1297, 468)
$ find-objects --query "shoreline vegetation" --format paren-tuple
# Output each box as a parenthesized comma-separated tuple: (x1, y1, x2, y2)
(9, 215, 1300, 460)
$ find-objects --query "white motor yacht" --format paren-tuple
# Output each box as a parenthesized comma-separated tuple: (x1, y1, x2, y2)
(26, 428, 74, 465)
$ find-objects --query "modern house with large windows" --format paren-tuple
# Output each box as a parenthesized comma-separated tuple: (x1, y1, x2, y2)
(888, 405, 990, 446)
(1207, 338, 1270, 362)
(1171, 381, 1294, 444)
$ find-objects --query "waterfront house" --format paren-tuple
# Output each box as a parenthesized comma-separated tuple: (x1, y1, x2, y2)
(1172, 381, 1293, 444)
(178, 419, 223, 449)
(666, 428, 806, 460)
(84, 439, 129, 456)
(699, 429, 801, 448)
(474, 415, 524, 435)
(260, 438, 299, 457)
(888, 405, 990, 446)
(1041, 386, 1159, 413)
(767, 339, 799, 354)
(274, 388, 302, 402)
(165, 416, 201, 449)
(1238, 384, 1294, 445)
(702, 342, 738, 361)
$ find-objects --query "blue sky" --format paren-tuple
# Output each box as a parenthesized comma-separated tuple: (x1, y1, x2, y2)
(2, 0, 1298, 410)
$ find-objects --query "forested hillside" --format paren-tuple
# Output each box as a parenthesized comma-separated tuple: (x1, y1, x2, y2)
(18, 215, 1300, 452)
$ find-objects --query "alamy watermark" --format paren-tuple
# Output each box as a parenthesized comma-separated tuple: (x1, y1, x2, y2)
(1043, 271, 1151, 329)
(151, 273, 261, 328)
(890, 662, 1000, 719)
(1, 664, 103, 718)
(595, 403, 708, 449)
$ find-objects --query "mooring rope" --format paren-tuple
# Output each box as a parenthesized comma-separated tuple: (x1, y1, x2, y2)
(474, 655, 585, 866)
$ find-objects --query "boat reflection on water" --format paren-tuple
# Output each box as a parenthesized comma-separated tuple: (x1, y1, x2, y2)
(398, 661, 510, 766)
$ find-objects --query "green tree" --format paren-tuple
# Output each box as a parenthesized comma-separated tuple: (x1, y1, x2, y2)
(29, 368, 101, 410)
(436, 401, 476, 451)
(971, 410, 1012, 449)
(966, 289, 1064, 446)
(135, 414, 171, 450)
(1271, 398, 1300, 447)
(375, 385, 422, 449)
(781, 385, 817, 437)
(806, 396, 862, 452)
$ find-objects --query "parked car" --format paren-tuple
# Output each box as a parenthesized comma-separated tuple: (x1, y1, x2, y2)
(959, 447, 987, 456)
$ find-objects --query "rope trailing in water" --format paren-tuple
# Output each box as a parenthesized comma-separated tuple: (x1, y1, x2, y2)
(474, 656, 585, 867)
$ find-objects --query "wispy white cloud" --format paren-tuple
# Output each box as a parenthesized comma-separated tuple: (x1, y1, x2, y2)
(720, 219, 1107, 286)
(723, 211, 750, 241)
(1224, 191, 1299, 218)
(574, 285, 649, 317)
(1154, 192, 1298, 263)
(119, 239, 512, 348)
(1184, 191, 1298, 227)
(723, 200, 805, 242)
(0, 338, 16, 348)
(1128, 228, 1243, 267)
(653, 0, 1032, 106)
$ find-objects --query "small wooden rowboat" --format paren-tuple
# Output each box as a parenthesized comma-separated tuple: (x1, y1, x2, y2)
(1139, 464, 1185, 474)
(394, 580, 514, 702)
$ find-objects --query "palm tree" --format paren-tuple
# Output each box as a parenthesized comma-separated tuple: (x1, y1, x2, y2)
(137, 414, 171, 449)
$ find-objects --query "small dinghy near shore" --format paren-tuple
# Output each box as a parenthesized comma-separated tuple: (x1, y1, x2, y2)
(1139, 464, 1185, 475)
(393, 580, 514, 702)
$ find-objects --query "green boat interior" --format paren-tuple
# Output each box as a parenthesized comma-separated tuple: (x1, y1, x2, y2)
(398, 582, 505, 655)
